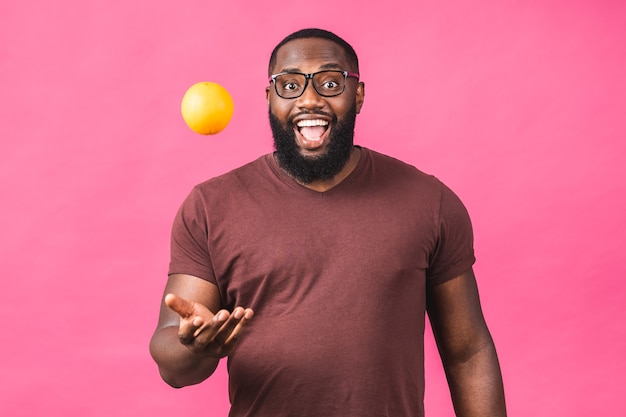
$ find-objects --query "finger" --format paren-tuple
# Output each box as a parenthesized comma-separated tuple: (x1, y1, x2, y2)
(179, 309, 226, 345)
(215, 307, 254, 346)
(192, 310, 227, 338)
(177, 316, 206, 344)
(223, 309, 254, 345)
(164, 293, 195, 318)
(188, 308, 254, 356)
(190, 308, 238, 348)
(189, 309, 230, 346)
(243, 308, 254, 320)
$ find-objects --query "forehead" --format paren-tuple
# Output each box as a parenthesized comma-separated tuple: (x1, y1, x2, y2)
(272, 38, 350, 73)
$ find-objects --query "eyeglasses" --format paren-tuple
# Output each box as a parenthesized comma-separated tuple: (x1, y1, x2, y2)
(269, 70, 360, 99)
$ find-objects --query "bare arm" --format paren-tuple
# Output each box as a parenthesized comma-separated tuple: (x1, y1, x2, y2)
(426, 269, 506, 417)
(149, 273, 254, 388)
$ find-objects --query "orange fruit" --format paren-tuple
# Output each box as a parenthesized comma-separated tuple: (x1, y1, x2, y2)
(181, 82, 234, 135)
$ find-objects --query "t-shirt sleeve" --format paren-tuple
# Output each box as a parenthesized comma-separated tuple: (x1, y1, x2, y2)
(426, 180, 476, 286)
(168, 187, 217, 284)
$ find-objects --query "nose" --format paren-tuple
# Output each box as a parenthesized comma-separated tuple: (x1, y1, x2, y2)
(296, 79, 325, 109)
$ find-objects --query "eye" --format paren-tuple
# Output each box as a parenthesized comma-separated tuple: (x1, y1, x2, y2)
(276, 74, 304, 92)
(315, 72, 344, 92)
(284, 81, 299, 91)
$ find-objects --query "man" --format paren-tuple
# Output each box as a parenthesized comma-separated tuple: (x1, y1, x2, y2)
(150, 28, 507, 417)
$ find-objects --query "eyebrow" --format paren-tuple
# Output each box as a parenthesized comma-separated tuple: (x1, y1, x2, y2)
(278, 63, 344, 73)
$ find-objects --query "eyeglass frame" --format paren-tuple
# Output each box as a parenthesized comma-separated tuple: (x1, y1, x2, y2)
(268, 70, 360, 99)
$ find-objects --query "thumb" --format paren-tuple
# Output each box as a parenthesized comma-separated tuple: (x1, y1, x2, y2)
(164, 293, 195, 318)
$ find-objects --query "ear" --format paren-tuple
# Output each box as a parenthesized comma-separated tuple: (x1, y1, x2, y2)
(265, 86, 271, 105)
(355, 82, 365, 114)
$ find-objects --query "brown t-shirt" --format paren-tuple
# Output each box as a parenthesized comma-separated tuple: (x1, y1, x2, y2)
(169, 147, 475, 417)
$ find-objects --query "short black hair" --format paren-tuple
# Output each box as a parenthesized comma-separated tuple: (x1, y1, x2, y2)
(268, 28, 359, 76)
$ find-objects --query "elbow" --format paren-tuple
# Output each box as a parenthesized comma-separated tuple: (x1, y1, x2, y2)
(155, 363, 216, 389)
(157, 366, 200, 389)
(149, 331, 218, 388)
(160, 371, 187, 389)
(443, 336, 497, 366)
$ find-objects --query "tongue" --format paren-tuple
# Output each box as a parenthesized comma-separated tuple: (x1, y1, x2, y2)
(300, 126, 326, 140)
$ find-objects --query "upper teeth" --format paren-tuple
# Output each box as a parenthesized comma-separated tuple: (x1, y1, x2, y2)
(297, 119, 328, 127)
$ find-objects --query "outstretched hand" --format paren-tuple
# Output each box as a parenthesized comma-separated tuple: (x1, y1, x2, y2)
(165, 293, 254, 357)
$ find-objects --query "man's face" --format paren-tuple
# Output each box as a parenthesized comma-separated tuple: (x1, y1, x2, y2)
(266, 38, 365, 184)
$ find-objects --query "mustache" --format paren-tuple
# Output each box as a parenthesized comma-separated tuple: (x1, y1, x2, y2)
(288, 110, 337, 122)
(287, 110, 336, 125)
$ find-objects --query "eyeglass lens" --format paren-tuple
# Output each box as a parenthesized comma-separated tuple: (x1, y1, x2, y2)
(274, 71, 346, 99)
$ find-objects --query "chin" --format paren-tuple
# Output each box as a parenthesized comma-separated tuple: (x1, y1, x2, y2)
(269, 105, 357, 183)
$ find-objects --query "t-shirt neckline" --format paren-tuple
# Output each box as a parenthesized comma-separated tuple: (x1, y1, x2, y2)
(265, 146, 367, 197)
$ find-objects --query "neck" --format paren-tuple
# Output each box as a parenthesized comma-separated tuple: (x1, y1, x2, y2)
(276, 146, 361, 193)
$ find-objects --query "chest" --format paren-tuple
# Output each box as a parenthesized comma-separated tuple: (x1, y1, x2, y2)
(206, 188, 438, 313)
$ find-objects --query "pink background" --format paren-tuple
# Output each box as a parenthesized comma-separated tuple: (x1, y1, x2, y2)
(1, 1, 624, 416)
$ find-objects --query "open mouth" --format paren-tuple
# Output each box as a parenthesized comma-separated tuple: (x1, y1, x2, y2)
(296, 119, 329, 147)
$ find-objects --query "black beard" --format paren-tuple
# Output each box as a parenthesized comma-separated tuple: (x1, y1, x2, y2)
(269, 105, 357, 184)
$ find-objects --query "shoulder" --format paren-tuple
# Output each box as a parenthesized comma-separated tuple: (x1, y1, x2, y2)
(359, 148, 471, 220)
(360, 147, 447, 194)
(195, 154, 271, 191)
(175, 154, 273, 214)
